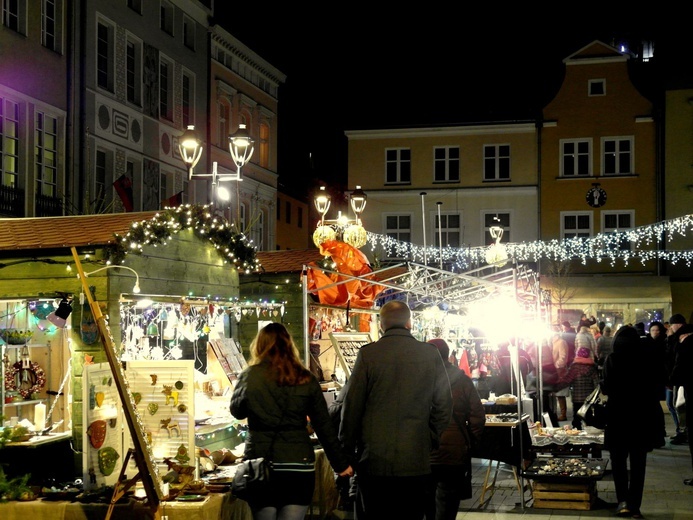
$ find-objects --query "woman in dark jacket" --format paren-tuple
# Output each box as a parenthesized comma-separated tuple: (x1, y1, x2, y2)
(425, 339, 486, 520)
(230, 323, 353, 519)
(602, 325, 662, 519)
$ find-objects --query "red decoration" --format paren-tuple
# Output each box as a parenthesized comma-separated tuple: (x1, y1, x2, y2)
(4, 360, 47, 399)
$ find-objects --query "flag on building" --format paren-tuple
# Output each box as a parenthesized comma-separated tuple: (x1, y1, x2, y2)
(161, 191, 183, 209)
(113, 174, 134, 212)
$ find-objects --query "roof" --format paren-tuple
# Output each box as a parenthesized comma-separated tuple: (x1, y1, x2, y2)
(0, 212, 159, 251)
(256, 249, 324, 273)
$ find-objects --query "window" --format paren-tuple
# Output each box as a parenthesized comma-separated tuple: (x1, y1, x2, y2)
(385, 148, 411, 184)
(126, 35, 142, 106)
(94, 149, 110, 213)
(602, 137, 633, 176)
(483, 212, 511, 244)
(2, 0, 26, 34)
(125, 159, 140, 211)
(259, 122, 269, 168)
(285, 200, 291, 224)
(159, 171, 168, 207)
(183, 15, 195, 50)
(561, 211, 592, 239)
(433, 146, 459, 182)
(560, 139, 591, 177)
(127, 0, 142, 14)
(35, 112, 58, 198)
(589, 79, 606, 96)
(160, 0, 174, 36)
(96, 20, 114, 92)
(385, 214, 411, 242)
(182, 70, 194, 127)
(483, 144, 510, 181)
(434, 213, 461, 247)
(601, 210, 634, 251)
(217, 100, 229, 147)
(42, 0, 62, 52)
(159, 55, 173, 121)
(276, 198, 280, 220)
(239, 202, 246, 231)
(297, 206, 303, 228)
(253, 211, 264, 249)
(1, 97, 20, 188)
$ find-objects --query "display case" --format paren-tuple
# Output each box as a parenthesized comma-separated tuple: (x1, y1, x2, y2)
(1, 298, 69, 432)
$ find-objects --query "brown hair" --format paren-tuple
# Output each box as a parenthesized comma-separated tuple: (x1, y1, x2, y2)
(249, 322, 312, 386)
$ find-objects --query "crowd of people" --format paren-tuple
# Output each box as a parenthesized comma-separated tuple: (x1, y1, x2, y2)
(228, 304, 692, 520)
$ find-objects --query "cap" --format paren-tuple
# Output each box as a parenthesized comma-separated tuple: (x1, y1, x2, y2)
(428, 338, 449, 360)
(669, 314, 687, 325)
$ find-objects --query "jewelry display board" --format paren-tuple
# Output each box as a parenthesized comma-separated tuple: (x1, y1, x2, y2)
(123, 360, 195, 476)
(82, 363, 124, 490)
(208, 333, 246, 382)
(329, 332, 371, 381)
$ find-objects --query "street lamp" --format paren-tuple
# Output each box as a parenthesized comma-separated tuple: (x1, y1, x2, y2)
(178, 124, 255, 222)
(313, 185, 368, 248)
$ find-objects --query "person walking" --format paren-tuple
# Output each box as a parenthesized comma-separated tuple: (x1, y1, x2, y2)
(596, 325, 614, 369)
(602, 325, 663, 518)
(666, 314, 687, 445)
(646, 321, 668, 445)
(671, 323, 693, 485)
(552, 330, 570, 421)
(230, 322, 353, 520)
(340, 300, 452, 520)
(425, 338, 486, 520)
(554, 345, 599, 430)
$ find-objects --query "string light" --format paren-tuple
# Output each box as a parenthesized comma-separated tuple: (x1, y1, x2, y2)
(102, 203, 260, 272)
(366, 214, 693, 270)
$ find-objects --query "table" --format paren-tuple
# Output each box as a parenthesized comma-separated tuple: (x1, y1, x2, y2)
(475, 416, 532, 506)
(0, 493, 252, 520)
(0, 431, 75, 484)
(529, 426, 604, 458)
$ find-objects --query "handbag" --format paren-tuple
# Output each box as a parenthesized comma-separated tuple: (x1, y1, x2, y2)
(675, 386, 686, 410)
(578, 384, 608, 429)
(231, 457, 272, 501)
(231, 390, 287, 502)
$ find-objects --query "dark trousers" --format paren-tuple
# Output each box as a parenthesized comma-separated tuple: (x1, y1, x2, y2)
(572, 400, 584, 429)
(424, 464, 472, 520)
(610, 445, 648, 512)
(356, 474, 429, 520)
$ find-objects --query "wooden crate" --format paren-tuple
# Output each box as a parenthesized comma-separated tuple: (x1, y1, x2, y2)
(532, 481, 596, 510)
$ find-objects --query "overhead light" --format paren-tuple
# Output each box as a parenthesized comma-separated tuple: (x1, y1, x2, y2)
(47, 297, 73, 328)
(80, 265, 141, 294)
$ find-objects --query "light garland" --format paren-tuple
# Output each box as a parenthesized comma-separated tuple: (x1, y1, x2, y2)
(367, 214, 693, 269)
(102, 204, 260, 272)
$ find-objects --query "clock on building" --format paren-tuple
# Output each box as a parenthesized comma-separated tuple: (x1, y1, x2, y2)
(586, 185, 607, 208)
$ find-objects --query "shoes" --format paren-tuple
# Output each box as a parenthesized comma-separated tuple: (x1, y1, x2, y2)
(684, 478, 693, 486)
(670, 435, 688, 445)
(631, 512, 644, 519)
(616, 501, 631, 516)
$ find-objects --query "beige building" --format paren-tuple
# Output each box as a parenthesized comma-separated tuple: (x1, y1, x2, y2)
(346, 122, 539, 268)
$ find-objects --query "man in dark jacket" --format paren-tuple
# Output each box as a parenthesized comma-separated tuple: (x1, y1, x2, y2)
(671, 323, 693, 485)
(340, 300, 452, 519)
(425, 338, 485, 520)
(666, 314, 687, 445)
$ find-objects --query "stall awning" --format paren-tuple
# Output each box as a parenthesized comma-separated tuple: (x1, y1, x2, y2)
(542, 275, 672, 304)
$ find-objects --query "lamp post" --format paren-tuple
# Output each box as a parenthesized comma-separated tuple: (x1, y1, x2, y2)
(313, 185, 368, 248)
(178, 123, 255, 222)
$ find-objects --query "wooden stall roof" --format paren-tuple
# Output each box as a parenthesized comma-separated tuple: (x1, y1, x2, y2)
(256, 249, 324, 273)
(0, 212, 158, 251)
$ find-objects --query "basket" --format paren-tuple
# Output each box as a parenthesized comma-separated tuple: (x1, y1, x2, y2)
(0, 329, 34, 345)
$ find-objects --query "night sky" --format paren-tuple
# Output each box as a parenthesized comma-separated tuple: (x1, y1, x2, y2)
(212, 12, 677, 196)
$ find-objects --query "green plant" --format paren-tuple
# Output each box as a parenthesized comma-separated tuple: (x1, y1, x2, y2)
(0, 467, 33, 502)
(0, 424, 30, 448)
(0, 329, 34, 344)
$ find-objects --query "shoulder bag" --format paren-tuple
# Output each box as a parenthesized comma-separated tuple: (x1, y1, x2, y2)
(577, 383, 608, 429)
(231, 390, 287, 502)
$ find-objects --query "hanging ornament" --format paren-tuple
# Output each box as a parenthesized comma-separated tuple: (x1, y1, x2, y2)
(177, 404, 187, 413)
(84, 354, 94, 365)
(98, 447, 120, 476)
(87, 420, 107, 449)
(132, 392, 142, 405)
(343, 224, 368, 248)
(174, 444, 190, 464)
(81, 286, 99, 345)
(89, 384, 96, 410)
(175, 380, 184, 390)
(95, 391, 105, 408)
(150, 374, 158, 385)
(147, 403, 159, 415)
(313, 225, 336, 247)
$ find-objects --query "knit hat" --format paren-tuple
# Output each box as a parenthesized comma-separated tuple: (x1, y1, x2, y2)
(669, 314, 686, 325)
(573, 346, 594, 364)
(428, 338, 449, 360)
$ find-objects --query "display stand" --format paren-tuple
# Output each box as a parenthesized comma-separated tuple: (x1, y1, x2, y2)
(71, 248, 164, 520)
(329, 332, 371, 382)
